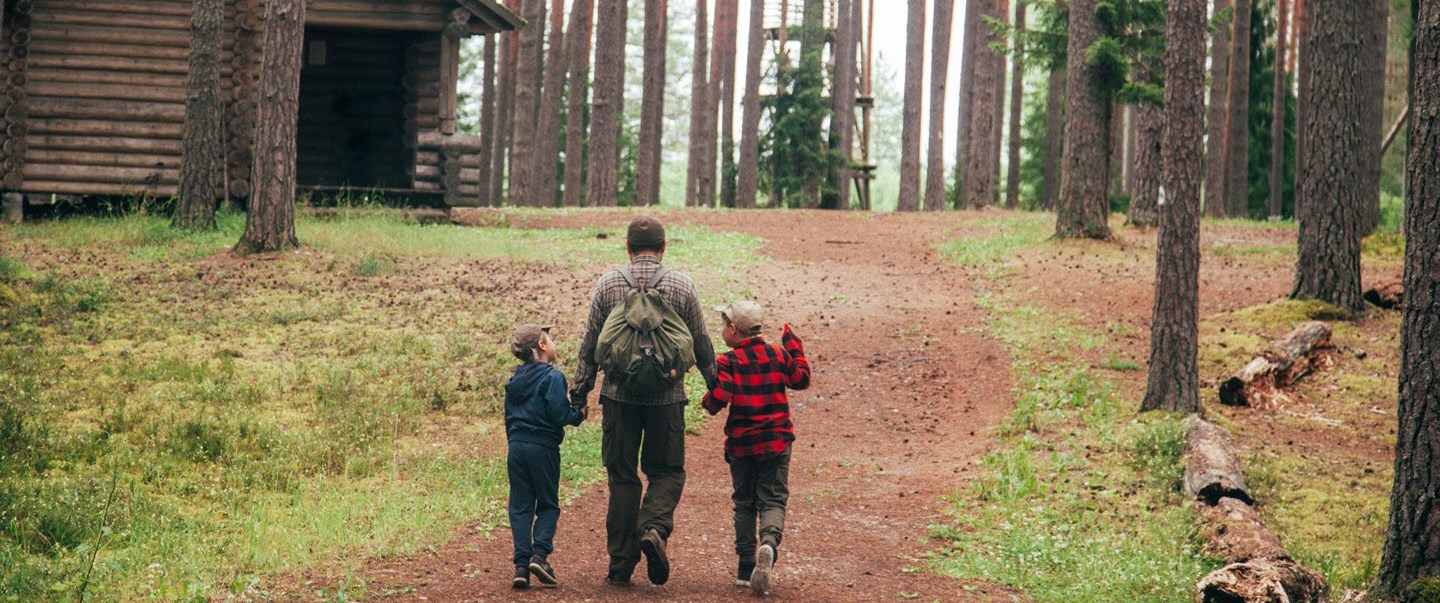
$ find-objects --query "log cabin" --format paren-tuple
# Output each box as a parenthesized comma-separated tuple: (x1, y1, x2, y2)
(0, 0, 521, 221)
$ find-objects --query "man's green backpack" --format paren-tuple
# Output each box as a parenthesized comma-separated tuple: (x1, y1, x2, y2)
(594, 267, 697, 396)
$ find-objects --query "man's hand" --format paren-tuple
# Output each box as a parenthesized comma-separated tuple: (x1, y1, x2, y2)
(570, 391, 589, 409)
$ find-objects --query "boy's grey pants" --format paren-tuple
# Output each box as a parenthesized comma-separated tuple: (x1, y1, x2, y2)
(729, 449, 791, 561)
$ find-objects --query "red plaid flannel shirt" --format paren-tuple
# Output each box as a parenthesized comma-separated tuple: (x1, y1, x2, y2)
(701, 326, 811, 459)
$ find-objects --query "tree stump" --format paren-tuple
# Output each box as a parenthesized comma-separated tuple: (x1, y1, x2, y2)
(1196, 559, 1328, 603)
(1199, 497, 1290, 563)
(1363, 281, 1403, 309)
(1183, 417, 1253, 505)
(1218, 322, 1334, 407)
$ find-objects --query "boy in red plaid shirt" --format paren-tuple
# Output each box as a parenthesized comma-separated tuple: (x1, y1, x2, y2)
(701, 301, 810, 596)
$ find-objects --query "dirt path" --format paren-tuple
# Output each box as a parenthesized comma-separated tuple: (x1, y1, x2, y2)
(314, 210, 1019, 602)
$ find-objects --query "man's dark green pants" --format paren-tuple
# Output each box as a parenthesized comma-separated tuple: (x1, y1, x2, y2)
(601, 397, 686, 578)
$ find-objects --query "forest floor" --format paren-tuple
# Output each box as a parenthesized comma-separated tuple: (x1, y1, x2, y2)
(0, 208, 1403, 603)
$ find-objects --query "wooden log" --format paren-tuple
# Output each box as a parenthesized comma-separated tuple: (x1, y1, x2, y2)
(24, 163, 178, 184)
(18, 179, 176, 196)
(1199, 497, 1290, 564)
(415, 131, 485, 152)
(1363, 282, 1403, 309)
(26, 68, 187, 88)
(1183, 417, 1254, 505)
(26, 54, 187, 75)
(28, 22, 191, 47)
(37, 0, 189, 16)
(29, 10, 190, 31)
(29, 134, 182, 154)
(26, 149, 178, 169)
(1195, 559, 1327, 603)
(1218, 322, 1334, 407)
(30, 118, 182, 140)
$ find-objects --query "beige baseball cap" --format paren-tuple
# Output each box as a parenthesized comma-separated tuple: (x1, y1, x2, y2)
(510, 324, 553, 360)
(715, 301, 764, 337)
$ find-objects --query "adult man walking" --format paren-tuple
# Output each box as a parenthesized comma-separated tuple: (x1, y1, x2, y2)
(572, 215, 719, 586)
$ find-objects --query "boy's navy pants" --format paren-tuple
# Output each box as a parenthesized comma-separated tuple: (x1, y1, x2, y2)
(508, 441, 562, 567)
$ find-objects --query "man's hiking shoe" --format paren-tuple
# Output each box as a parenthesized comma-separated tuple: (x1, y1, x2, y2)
(528, 556, 559, 588)
(511, 566, 530, 589)
(639, 529, 671, 585)
(605, 571, 633, 587)
(750, 544, 776, 595)
(736, 561, 756, 588)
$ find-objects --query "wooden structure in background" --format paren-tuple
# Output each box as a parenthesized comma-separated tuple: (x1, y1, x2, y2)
(0, 0, 520, 216)
(761, 0, 875, 209)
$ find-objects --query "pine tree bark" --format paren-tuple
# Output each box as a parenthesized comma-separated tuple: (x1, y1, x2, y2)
(236, 0, 302, 254)
(478, 35, 498, 206)
(990, 0, 1009, 208)
(896, 0, 926, 211)
(736, 0, 764, 208)
(829, 0, 859, 210)
(1293, 0, 1307, 213)
(174, 0, 223, 230)
(1004, 2, 1027, 209)
(635, 0, 667, 206)
(697, 0, 728, 207)
(1204, 0, 1233, 217)
(954, 0, 985, 201)
(508, 0, 546, 206)
(924, 0, 955, 211)
(1358, 0, 1388, 234)
(1040, 61, 1066, 210)
(1267, 0, 1288, 219)
(1110, 103, 1125, 197)
(1223, 0, 1253, 218)
(1140, 0, 1205, 414)
(530, 0, 568, 207)
(562, 0, 594, 207)
(963, 0, 1003, 209)
(1056, 0, 1112, 238)
(585, 0, 627, 207)
(718, 0, 739, 206)
(1290, 0, 1366, 315)
(1375, 0, 1440, 592)
(1128, 102, 1164, 227)
(491, 0, 521, 206)
(685, 0, 709, 207)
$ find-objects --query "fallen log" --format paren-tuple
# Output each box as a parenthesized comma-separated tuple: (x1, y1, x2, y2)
(1218, 322, 1334, 407)
(1183, 418, 1253, 505)
(1364, 281, 1403, 310)
(1199, 497, 1290, 563)
(1196, 559, 1327, 603)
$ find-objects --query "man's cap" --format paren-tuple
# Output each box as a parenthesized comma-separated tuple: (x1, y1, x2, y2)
(627, 215, 667, 247)
(715, 301, 764, 336)
(510, 324, 553, 359)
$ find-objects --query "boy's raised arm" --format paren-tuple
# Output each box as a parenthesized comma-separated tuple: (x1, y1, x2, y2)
(781, 325, 811, 391)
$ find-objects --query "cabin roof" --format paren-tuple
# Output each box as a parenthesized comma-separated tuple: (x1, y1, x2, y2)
(459, 0, 525, 33)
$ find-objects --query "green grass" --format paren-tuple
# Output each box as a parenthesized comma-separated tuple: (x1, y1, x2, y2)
(931, 278, 1218, 603)
(937, 214, 1051, 267)
(0, 210, 762, 601)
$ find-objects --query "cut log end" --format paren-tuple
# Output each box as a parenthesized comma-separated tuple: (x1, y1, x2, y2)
(1218, 322, 1334, 408)
(1363, 282, 1403, 310)
(1196, 559, 1328, 603)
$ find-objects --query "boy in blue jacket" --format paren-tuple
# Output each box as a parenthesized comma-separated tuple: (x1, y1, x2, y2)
(505, 324, 586, 589)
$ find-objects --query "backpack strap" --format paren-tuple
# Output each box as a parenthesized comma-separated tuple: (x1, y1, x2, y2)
(619, 265, 669, 292)
(617, 267, 640, 290)
(647, 266, 671, 292)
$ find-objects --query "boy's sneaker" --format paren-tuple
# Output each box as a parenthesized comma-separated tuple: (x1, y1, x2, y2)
(528, 555, 559, 588)
(639, 529, 671, 585)
(511, 566, 530, 589)
(736, 561, 756, 588)
(750, 544, 776, 596)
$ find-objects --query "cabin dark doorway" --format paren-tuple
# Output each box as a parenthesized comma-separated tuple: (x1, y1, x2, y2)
(297, 28, 412, 191)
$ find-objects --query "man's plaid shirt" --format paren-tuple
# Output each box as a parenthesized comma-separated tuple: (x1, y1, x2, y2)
(572, 255, 718, 406)
(701, 328, 811, 459)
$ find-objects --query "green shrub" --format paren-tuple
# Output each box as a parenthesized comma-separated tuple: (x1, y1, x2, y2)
(1405, 577, 1440, 603)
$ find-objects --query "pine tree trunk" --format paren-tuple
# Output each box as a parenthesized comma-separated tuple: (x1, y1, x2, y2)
(963, 0, 1003, 209)
(1375, 0, 1440, 592)
(1358, 0, 1388, 234)
(1204, 0, 1233, 217)
(685, 0, 708, 207)
(1293, 0, 1307, 213)
(1268, 0, 1288, 219)
(1124, 106, 1137, 194)
(1290, 0, 1366, 315)
(1004, 2, 1027, 209)
(236, 0, 302, 254)
(478, 35, 498, 207)
(1141, 0, 1205, 414)
(698, 0, 728, 208)
(990, 0, 1009, 208)
(896, 0, 926, 211)
(718, 0, 739, 206)
(924, 0, 955, 211)
(1110, 103, 1124, 197)
(174, 0, 223, 230)
(736, 0, 764, 208)
(530, 0, 568, 207)
(585, 0, 627, 207)
(562, 0, 594, 207)
(1056, 0, 1112, 238)
(508, 0, 546, 206)
(954, 0, 985, 201)
(1040, 62, 1066, 210)
(635, 0, 667, 206)
(1223, 0, 1253, 218)
(1127, 102, 1164, 227)
(491, 0, 521, 206)
(829, 0, 858, 210)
